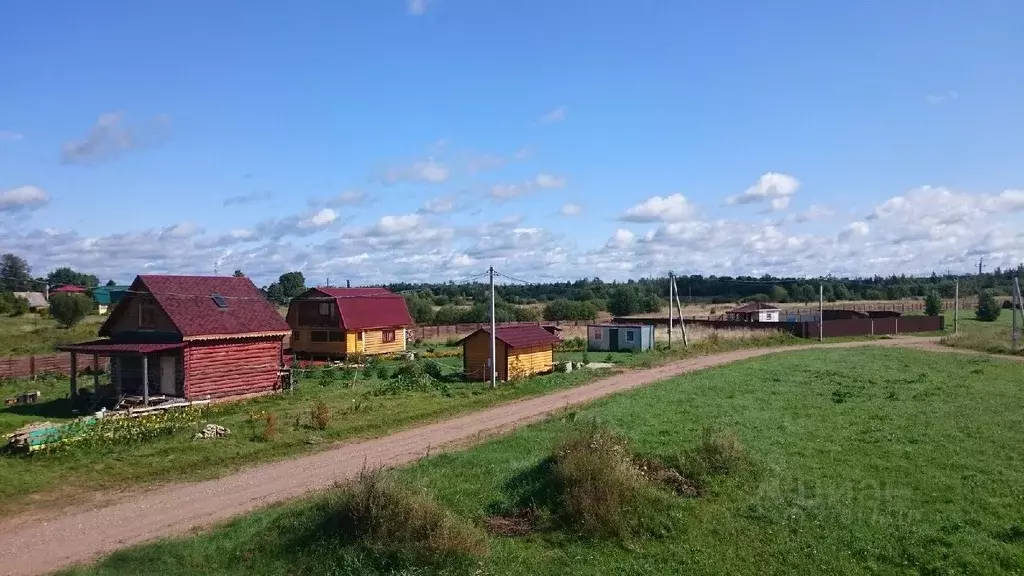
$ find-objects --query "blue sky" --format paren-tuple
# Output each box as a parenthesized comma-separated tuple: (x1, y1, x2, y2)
(1, 0, 1022, 285)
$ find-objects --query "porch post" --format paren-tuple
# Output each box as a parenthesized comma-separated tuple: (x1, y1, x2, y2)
(69, 352, 78, 400)
(142, 354, 149, 405)
(115, 356, 122, 396)
(92, 354, 100, 391)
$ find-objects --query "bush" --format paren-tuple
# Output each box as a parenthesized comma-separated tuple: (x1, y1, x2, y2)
(0, 292, 30, 316)
(48, 293, 93, 327)
(924, 291, 943, 316)
(332, 468, 487, 567)
(549, 424, 671, 539)
(311, 401, 332, 430)
(674, 426, 747, 491)
(976, 291, 1002, 322)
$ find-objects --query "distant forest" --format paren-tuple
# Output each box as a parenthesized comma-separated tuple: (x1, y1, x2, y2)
(391, 269, 1023, 324)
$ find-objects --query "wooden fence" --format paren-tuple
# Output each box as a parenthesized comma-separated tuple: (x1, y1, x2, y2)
(0, 354, 108, 380)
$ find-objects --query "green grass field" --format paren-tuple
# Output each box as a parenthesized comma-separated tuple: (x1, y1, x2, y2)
(0, 332, 797, 515)
(0, 313, 106, 357)
(63, 347, 1024, 575)
(941, 308, 1023, 356)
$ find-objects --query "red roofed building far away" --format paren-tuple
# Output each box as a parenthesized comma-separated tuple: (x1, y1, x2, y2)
(285, 286, 413, 359)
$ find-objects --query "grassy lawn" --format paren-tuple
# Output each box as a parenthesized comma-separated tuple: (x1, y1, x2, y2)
(63, 347, 1024, 575)
(941, 308, 1023, 355)
(0, 332, 797, 516)
(0, 314, 106, 357)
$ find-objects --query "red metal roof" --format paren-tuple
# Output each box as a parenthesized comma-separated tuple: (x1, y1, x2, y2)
(460, 324, 562, 349)
(51, 285, 87, 293)
(308, 287, 414, 330)
(729, 301, 781, 313)
(100, 275, 291, 339)
(58, 340, 185, 355)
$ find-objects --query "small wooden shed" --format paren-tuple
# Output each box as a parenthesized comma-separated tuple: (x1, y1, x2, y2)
(588, 324, 654, 352)
(460, 325, 561, 381)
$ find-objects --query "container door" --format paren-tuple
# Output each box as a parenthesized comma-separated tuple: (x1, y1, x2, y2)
(608, 328, 620, 351)
(160, 356, 177, 395)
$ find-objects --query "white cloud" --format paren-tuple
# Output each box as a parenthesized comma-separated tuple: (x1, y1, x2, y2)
(514, 147, 532, 160)
(621, 194, 694, 223)
(538, 106, 567, 124)
(381, 158, 449, 185)
(373, 214, 422, 235)
(303, 208, 338, 228)
(61, 111, 171, 165)
(926, 90, 959, 105)
(419, 196, 456, 214)
(560, 203, 582, 216)
(328, 190, 367, 206)
(607, 228, 635, 249)
(491, 183, 525, 199)
(0, 186, 49, 212)
(0, 130, 23, 142)
(727, 172, 800, 210)
(794, 205, 835, 223)
(839, 221, 870, 240)
(407, 0, 428, 15)
(534, 173, 567, 189)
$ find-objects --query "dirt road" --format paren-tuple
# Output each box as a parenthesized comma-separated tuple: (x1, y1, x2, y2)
(0, 338, 1009, 575)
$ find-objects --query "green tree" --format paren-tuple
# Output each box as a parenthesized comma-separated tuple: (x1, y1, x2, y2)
(48, 293, 94, 327)
(233, 270, 246, 278)
(976, 291, 1001, 322)
(924, 291, 943, 316)
(263, 283, 286, 305)
(47, 267, 99, 289)
(405, 294, 436, 324)
(769, 285, 789, 303)
(277, 271, 306, 299)
(608, 286, 641, 316)
(0, 253, 32, 292)
(433, 305, 462, 325)
(105, 279, 118, 287)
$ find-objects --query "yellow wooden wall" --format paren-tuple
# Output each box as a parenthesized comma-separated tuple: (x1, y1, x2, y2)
(507, 345, 554, 379)
(290, 330, 348, 356)
(360, 328, 406, 355)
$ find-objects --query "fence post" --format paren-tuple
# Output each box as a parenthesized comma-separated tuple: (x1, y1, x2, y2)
(30, 355, 36, 381)
(895, 317, 899, 336)
(871, 320, 874, 336)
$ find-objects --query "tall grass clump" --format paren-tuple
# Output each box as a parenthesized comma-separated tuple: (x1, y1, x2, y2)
(330, 468, 488, 568)
(549, 423, 673, 539)
(671, 426, 748, 492)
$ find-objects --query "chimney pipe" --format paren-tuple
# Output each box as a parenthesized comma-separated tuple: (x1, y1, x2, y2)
(346, 279, 351, 288)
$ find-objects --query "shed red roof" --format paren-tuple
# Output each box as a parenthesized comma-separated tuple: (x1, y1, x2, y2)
(100, 275, 290, 339)
(460, 324, 562, 349)
(58, 340, 185, 355)
(51, 285, 87, 293)
(309, 287, 413, 330)
(729, 301, 781, 313)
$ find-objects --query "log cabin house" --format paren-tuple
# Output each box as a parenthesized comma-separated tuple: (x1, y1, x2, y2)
(58, 275, 291, 404)
(286, 287, 413, 359)
(460, 324, 561, 381)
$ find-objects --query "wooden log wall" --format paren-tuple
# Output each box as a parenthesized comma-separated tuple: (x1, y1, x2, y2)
(184, 338, 284, 399)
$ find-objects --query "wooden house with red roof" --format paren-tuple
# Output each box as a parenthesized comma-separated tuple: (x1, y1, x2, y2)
(460, 324, 561, 381)
(285, 287, 413, 358)
(59, 275, 291, 403)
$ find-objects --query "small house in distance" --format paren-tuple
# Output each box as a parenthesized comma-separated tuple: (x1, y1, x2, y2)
(58, 275, 291, 404)
(286, 287, 413, 359)
(726, 302, 782, 322)
(12, 292, 47, 311)
(91, 285, 130, 314)
(588, 324, 654, 352)
(460, 325, 561, 381)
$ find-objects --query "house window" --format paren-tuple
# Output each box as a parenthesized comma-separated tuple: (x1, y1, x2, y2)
(139, 297, 157, 329)
(311, 331, 329, 342)
(318, 302, 332, 317)
(594, 330, 602, 340)
(328, 331, 344, 342)
(292, 331, 300, 342)
(382, 329, 396, 343)
(625, 330, 635, 342)
(357, 332, 363, 341)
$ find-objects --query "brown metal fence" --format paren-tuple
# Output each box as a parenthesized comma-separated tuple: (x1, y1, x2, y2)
(793, 315, 944, 338)
(0, 354, 108, 380)
(411, 321, 582, 341)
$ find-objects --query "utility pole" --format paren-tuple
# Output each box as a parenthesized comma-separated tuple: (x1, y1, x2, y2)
(954, 279, 959, 334)
(979, 257, 984, 276)
(489, 266, 497, 389)
(1013, 277, 1022, 351)
(667, 272, 673, 348)
(819, 283, 824, 342)
(673, 276, 689, 346)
